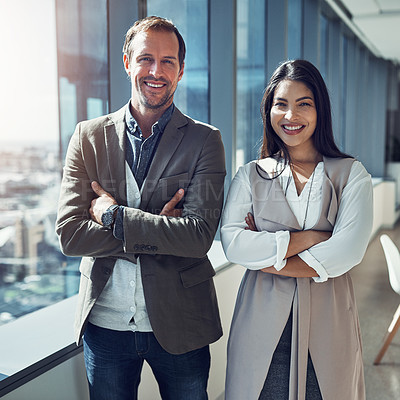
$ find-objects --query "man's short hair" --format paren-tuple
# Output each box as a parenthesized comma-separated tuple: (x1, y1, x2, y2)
(123, 16, 186, 69)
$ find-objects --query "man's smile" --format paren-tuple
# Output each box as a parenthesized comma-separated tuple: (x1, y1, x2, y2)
(145, 81, 165, 88)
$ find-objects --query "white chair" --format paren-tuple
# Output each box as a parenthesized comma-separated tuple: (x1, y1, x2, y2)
(374, 234, 400, 365)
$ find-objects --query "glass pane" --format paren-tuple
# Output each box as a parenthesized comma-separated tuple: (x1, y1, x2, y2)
(319, 14, 329, 80)
(287, 0, 302, 60)
(0, 0, 109, 334)
(340, 34, 348, 150)
(55, 0, 109, 312)
(147, 0, 209, 123)
(0, 0, 66, 330)
(57, 0, 109, 159)
(236, 0, 266, 167)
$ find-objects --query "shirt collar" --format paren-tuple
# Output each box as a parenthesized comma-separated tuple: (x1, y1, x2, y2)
(125, 102, 175, 138)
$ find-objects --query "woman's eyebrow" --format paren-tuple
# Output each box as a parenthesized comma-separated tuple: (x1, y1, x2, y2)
(296, 96, 313, 101)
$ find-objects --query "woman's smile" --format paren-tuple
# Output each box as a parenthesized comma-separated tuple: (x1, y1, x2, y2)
(281, 124, 306, 134)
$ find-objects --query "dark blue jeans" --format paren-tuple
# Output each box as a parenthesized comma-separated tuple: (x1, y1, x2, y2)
(83, 322, 210, 400)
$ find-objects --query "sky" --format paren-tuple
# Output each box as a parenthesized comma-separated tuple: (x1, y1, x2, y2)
(0, 0, 59, 144)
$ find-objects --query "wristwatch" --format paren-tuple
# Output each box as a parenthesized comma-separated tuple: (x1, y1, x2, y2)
(101, 204, 119, 230)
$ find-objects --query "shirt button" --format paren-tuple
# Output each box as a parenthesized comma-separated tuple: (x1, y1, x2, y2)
(130, 281, 135, 287)
(135, 193, 140, 199)
(130, 306, 135, 312)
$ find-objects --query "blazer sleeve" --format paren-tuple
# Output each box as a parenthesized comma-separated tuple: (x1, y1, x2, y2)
(55, 122, 133, 260)
(122, 128, 226, 258)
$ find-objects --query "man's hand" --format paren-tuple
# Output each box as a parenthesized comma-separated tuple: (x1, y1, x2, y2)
(160, 189, 184, 217)
(89, 182, 184, 223)
(89, 181, 118, 225)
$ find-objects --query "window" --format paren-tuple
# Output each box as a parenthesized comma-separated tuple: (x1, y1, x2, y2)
(0, 0, 67, 330)
(0, 0, 109, 386)
(147, 0, 209, 123)
(235, 0, 266, 168)
(0, 0, 109, 334)
(340, 34, 349, 152)
(57, 0, 109, 159)
(287, 0, 302, 60)
(319, 14, 329, 79)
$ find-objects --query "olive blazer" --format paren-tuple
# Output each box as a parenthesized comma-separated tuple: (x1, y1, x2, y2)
(56, 105, 225, 354)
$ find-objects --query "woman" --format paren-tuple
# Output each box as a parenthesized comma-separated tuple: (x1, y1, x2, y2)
(221, 60, 373, 400)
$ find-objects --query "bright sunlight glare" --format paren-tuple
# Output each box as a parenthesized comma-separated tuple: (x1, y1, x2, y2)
(0, 0, 59, 144)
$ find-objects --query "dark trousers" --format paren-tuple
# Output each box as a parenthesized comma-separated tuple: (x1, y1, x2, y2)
(83, 322, 210, 400)
(258, 312, 323, 400)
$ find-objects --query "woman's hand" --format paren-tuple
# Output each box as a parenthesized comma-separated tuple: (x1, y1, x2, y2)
(261, 256, 319, 277)
(245, 212, 258, 231)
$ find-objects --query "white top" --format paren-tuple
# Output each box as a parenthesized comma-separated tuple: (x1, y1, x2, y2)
(221, 160, 373, 282)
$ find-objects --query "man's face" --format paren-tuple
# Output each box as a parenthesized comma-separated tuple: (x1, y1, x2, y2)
(124, 29, 184, 112)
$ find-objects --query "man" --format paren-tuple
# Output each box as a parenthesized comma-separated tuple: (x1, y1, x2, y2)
(56, 16, 225, 400)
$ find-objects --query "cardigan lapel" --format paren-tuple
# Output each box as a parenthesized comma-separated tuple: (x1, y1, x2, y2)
(252, 159, 301, 231)
(314, 156, 354, 230)
(104, 106, 127, 204)
(139, 108, 188, 211)
(252, 156, 347, 231)
(318, 172, 337, 229)
(255, 177, 302, 230)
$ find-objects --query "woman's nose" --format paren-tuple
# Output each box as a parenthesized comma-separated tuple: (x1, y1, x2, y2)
(285, 108, 297, 120)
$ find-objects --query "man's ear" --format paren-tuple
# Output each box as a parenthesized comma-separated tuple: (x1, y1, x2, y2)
(123, 53, 130, 75)
(178, 61, 185, 82)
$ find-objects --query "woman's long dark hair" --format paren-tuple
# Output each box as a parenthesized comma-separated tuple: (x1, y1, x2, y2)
(260, 59, 351, 164)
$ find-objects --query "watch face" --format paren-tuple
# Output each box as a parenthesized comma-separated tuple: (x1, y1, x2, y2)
(101, 211, 113, 228)
(101, 205, 118, 228)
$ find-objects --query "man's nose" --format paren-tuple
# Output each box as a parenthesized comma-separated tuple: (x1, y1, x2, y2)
(149, 61, 162, 78)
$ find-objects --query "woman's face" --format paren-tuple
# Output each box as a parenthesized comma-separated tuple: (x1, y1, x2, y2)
(270, 79, 317, 153)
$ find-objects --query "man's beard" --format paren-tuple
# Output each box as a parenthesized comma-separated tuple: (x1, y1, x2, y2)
(141, 90, 175, 109)
(138, 77, 176, 110)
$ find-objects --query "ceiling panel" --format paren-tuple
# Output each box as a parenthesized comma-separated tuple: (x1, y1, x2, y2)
(342, 0, 379, 14)
(339, 0, 400, 63)
(378, 0, 400, 12)
(354, 15, 400, 60)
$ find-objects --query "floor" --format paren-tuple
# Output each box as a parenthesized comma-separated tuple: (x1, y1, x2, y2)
(351, 224, 400, 399)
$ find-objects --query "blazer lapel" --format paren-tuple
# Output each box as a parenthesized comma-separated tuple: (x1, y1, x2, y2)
(104, 106, 127, 204)
(140, 108, 188, 210)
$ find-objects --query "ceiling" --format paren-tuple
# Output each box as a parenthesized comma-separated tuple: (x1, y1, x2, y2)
(338, 0, 400, 63)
